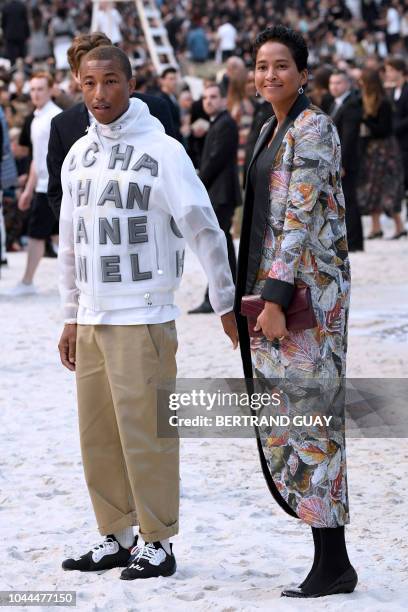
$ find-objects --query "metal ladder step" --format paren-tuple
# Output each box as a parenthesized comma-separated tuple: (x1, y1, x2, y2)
(154, 45, 174, 55)
(149, 27, 167, 37)
(143, 7, 160, 18)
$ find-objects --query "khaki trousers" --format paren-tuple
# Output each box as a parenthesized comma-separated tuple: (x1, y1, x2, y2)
(75, 321, 179, 542)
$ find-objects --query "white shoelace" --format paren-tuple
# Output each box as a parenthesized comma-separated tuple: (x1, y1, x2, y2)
(91, 536, 116, 554)
(135, 542, 158, 562)
(89, 537, 118, 562)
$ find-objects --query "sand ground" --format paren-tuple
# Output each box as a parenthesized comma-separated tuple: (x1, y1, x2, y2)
(1, 218, 407, 611)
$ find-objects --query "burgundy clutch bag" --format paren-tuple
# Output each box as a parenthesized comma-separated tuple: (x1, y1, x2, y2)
(240, 286, 317, 338)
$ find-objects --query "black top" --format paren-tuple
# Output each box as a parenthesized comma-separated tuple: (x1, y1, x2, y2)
(244, 101, 274, 181)
(361, 98, 393, 140)
(248, 139, 275, 213)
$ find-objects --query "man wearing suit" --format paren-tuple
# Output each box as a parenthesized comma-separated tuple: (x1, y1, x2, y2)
(329, 70, 364, 252)
(159, 67, 183, 143)
(47, 33, 176, 220)
(189, 83, 241, 313)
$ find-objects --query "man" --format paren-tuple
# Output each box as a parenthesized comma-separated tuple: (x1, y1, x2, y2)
(216, 15, 237, 63)
(189, 83, 241, 313)
(159, 67, 183, 142)
(329, 70, 364, 252)
(47, 33, 176, 221)
(9, 73, 61, 295)
(57, 45, 238, 580)
(1, 0, 30, 65)
(93, 1, 122, 45)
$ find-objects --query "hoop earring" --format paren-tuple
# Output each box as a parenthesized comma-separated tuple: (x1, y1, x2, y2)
(255, 91, 260, 97)
(298, 86, 304, 94)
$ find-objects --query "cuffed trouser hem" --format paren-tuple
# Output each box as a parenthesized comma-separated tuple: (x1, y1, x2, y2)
(140, 520, 179, 543)
(98, 511, 138, 537)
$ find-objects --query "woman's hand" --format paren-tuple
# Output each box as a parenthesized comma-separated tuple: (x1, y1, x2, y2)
(254, 301, 289, 342)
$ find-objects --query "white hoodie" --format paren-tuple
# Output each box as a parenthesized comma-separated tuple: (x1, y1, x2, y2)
(58, 98, 235, 321)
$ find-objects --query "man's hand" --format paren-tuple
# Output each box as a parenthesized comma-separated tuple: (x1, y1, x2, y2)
(254, 301, 288, 342)
(58, 324, 77, 371)
(18, 189, 32, 211)
(221, 311, 239, 349)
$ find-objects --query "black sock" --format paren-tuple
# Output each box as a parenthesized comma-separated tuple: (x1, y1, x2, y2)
(302, 526, 352, 594)
(299, 527, 321, 588)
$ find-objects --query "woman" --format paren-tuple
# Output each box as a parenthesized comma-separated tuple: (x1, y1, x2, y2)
(234, 26, 357, 598)
(307, 65, 334, 114)
(227, 63, 256, 182)
(357, 68, 406, 239)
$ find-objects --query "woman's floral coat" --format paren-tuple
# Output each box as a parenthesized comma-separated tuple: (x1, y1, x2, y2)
(235, 96, 351, 528)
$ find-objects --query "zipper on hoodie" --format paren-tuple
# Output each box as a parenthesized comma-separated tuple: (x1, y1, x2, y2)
(153, 225, 164, 276)
(92, 127, 107, 311)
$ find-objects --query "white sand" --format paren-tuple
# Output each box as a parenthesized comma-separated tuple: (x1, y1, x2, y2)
(1, 218, 407, 611)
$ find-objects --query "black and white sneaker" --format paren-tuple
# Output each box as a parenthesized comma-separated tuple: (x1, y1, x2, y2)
(120, 541, 176, 580)
(62, 534, 139, 572)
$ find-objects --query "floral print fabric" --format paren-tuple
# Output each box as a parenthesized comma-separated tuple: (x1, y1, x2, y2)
(250, 107, 351, 527)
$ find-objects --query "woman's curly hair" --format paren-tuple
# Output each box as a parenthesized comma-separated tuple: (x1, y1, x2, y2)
(252, 25, 309, 72)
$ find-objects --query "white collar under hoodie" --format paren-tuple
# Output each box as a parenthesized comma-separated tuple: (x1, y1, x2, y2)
(58, 97, 234, 321)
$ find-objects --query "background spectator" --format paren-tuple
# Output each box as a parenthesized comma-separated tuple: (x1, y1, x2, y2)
(357, 67, 406, 239)
(1, 0, 30, 65)
(187, 18, 210, 63)
(93, 1, 122, 46)
(48, 6, 76, 70)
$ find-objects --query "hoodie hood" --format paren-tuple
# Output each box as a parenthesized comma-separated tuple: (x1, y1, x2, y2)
(91, 97, 165, 140)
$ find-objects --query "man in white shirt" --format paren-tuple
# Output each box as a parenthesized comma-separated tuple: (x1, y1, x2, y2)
(10, 72, 61, 295)
(216, 16, 237, 62)
(57, 45, 238, 579)
(386, 0, 401, 52)
(93, 1, 122, 46)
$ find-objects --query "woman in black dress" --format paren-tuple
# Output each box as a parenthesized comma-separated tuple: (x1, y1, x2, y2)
(357, 68, 406, 239)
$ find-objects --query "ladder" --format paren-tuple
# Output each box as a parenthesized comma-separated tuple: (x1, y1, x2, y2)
(91, 0, 178, 75)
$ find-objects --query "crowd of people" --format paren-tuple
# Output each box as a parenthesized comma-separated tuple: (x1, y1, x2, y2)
(0, 1, 407, 277)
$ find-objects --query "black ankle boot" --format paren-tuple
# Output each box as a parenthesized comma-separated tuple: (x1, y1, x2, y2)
(281, 526, 358, 598)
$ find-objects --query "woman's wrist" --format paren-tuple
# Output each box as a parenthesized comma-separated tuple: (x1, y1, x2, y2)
(264, 300, 283, 312)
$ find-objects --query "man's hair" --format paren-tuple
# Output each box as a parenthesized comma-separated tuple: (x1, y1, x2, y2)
(384, 57, 407, 75)
(311, 66, 332, 89)
(67, 32, 112, 74)
(252, 25, 309, 72)
(161, 67, 177, 79)
(330, 69, 351, 82)
(204, 82, 223, 96)
(80, 46, 133, 81)
(30, 71, 53, 87)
